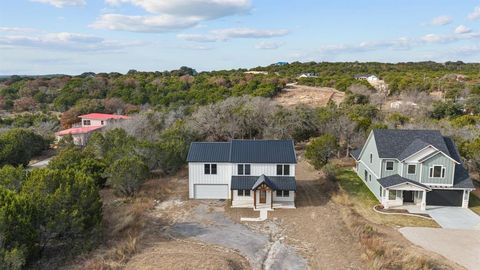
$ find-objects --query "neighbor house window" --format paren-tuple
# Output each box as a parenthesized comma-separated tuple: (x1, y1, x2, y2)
(370, 153, 373, 163)
(369, 175, 372, 182)
(276, 190, 290, 197)
(238, 164, 251, 175)
(364, 170, 368, 181)
(388, 190, 396, 200)
(83, 120, 91, 126)
(237, 190, 250, 196)
(277, 164, 290, 176)
(101, 120, 104, 125)
(429, 165, 445, 178)
(385, 161, 394, 171)
(407, 164, 416, 174)
(204, 164, 217, 175)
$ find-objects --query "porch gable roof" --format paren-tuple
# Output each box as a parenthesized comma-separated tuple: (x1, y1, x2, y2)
(378, 174, 431, 191)
(231, 175, 296, 191)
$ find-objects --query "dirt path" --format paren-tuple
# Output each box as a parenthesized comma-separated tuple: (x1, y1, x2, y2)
(273, 83, 345, 107)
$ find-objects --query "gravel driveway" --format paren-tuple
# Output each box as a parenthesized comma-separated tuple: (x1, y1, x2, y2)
(400, 227, 480, 270)
(162, 201, 308, 270)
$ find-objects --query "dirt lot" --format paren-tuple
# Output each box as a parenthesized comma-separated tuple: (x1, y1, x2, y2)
(53, 158, 463, 270)
(273, 83, 345, 107)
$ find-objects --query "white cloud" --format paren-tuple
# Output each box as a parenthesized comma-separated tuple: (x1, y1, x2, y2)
(96, 0, 252, 32)
(255, 41, 283, 50)
(454, 25, 471, 34)
(468, 6, 480, 20)
(178, 28, 289, 42)
(431, 15, 452, 26)
(91, 14, 200, 32)
(30, 0, 85, 8)
(0, 31, 141, 51)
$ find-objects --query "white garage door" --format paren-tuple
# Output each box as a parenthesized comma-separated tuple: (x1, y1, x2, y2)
(194, 184, 228, 199)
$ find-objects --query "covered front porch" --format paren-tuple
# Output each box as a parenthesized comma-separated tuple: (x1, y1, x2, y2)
(230, 174, 296, 210)
(378, 175, 431, 211)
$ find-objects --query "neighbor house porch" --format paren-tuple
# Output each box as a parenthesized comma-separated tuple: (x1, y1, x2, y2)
(378, 174, 431, 211)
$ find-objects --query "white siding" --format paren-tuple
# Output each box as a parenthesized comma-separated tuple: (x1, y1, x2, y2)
(189, 162, 232, 199)
(233, 163, 295, 176)
(273, 191, 295, 202)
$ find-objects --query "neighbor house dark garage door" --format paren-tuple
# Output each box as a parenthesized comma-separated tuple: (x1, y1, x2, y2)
(426, 190, 463, 207)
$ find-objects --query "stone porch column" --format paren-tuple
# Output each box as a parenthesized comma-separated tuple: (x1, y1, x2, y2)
(421, 190, 426, 211)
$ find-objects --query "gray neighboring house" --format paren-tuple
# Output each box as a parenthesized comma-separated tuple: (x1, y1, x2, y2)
(187, 140, 297, 210)
(351, 129, 475, 210)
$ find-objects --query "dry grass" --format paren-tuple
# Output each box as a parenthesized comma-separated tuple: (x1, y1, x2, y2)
(335, 193, 457, 270)
(273, 84, 345, 107)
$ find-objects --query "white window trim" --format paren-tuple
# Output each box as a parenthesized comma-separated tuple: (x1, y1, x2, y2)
(428, 165, 446, 178)
(204, 163, 217, 175)
(407, 164, 416, 175)
(276, 164, 290, 176)
(276, 190, 290, 197)
(385, 161, 394, 171)
(237, 164, 251, 176)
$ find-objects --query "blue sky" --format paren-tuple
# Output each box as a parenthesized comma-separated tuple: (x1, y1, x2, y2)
(2, 0, 480, 75)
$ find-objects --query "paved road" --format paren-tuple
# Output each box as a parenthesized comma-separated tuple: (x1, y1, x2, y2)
(427, 206, 480, 230)
(400, 227, 480, 270)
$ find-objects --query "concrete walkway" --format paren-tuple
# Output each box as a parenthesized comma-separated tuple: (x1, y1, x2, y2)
(426, 207, 480, 230)
(400, 227, 480, 270)
(241, 209, 268, 222)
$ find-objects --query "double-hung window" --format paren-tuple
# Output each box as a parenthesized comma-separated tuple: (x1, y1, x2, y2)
(276, 190, 290, 197)
(276, 164, 290, 176)
(237, 164, 251, 175)
(407, 164, 416, 174)
(385, 161, 394, 171)
(429, 165, 445, 178)
(83, 120, 91, 126)
(237, 190, 251, 196)
(204, 164, 217, 175)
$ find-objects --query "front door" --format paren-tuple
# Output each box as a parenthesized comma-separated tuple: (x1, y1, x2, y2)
(259, 190, 267, 204)
(403, 191, 414, 203)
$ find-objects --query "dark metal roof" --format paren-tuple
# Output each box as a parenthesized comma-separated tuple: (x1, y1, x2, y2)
(372, 129, 451, 159)
(378, 174, 431, 190)
(252, 175, 277, 190)
(231, 175, 296, 191)
(186, 142, 230, 162)
(187, 140, 296, 163)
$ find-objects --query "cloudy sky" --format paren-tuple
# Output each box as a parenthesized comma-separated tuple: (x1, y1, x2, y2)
(2, 0, 480, 75)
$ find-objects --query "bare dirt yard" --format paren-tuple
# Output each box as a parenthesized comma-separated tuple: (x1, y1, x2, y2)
(273, 83, 345, 107)
(49, 157, 464, 270)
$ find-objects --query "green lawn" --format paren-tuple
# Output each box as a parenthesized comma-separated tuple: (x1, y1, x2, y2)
(335, 169, 438, 227)
(470, 193, 480, 215)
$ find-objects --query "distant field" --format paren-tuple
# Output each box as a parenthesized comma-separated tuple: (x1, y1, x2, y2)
(273, 83, 345, 107)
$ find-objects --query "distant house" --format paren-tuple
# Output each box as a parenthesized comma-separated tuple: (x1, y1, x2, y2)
(354, 74, 379, 82)
(55, 113, 129, 146)
(297, 73, 318, 79)
(389, 100, 418, 109)
(351, 129, 474, 211)
(244, 71, 269, 75)
(187, 140, 297, 210)
(274, 62, 289, 66)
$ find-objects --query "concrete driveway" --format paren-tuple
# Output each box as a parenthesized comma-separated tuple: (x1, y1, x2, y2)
(400, 227, 480, 270)
(427, 206, 480, 230)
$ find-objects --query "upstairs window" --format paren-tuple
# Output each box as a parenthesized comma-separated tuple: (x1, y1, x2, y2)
(429, 165, 445, 178)
(276, 164, 290, 176)
(204, 164, 217, 175)
(83, 120, 91, 126)
(237, 164, 251, 175)
(386, 161, 394, 171)
(370, 153, 373, 163)
(407, 164, 416, 174)
(101, 120, 104, 125)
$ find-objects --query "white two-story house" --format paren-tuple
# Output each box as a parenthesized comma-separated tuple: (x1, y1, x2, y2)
(351, 129, 475, 211)
(187, 140, 297, 210)
(55, 113, 129, 146)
